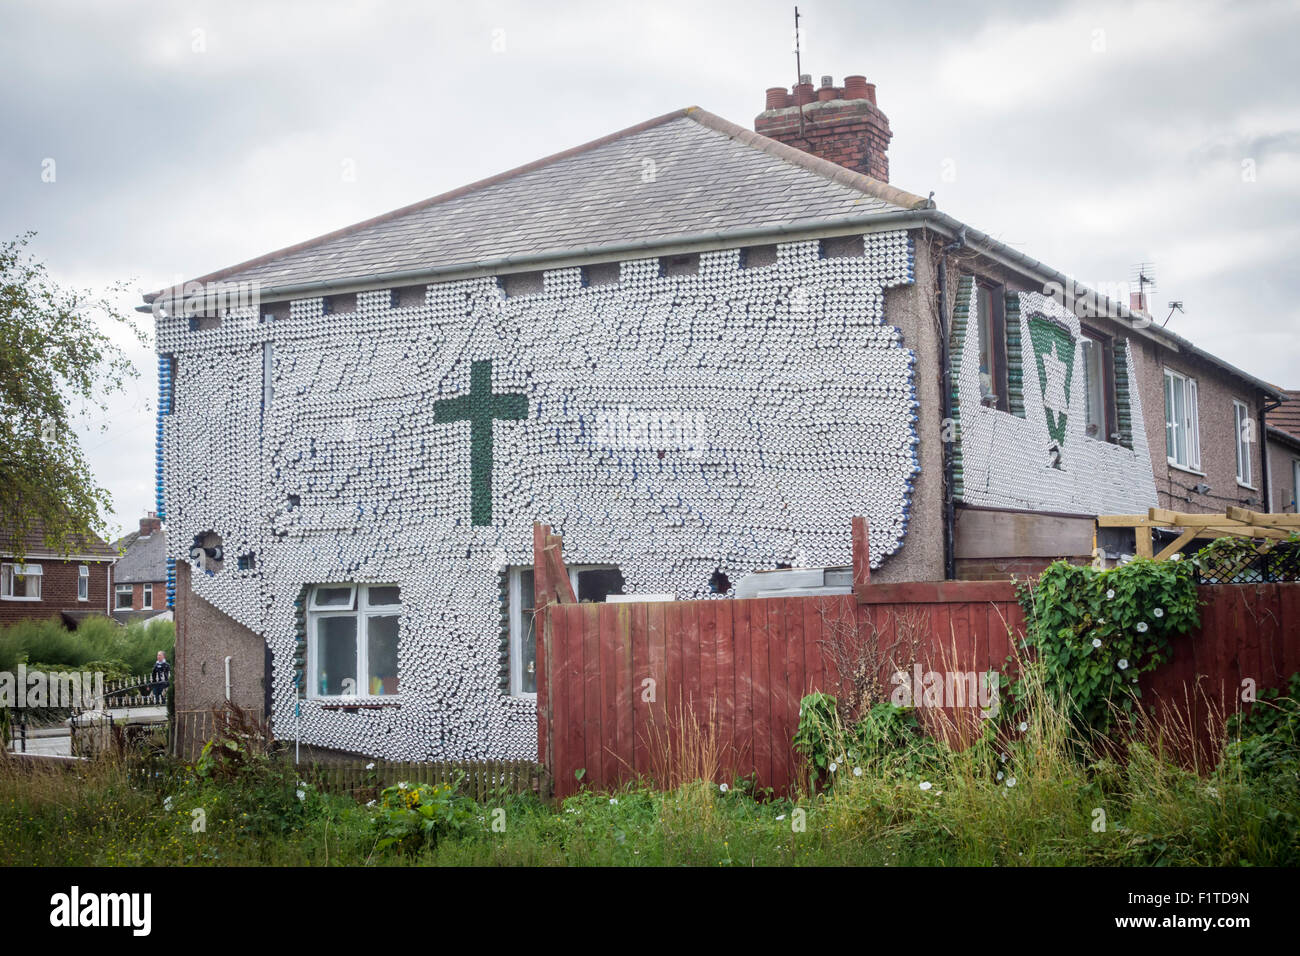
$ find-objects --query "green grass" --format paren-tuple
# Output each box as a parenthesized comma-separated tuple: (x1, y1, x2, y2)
(0, 663, 1294, 867)
(0, 615, 173, 678)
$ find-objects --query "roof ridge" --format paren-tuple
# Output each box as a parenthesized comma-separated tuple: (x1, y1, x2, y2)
(682, 107, 933, 212)
(146, 108, 696, 302)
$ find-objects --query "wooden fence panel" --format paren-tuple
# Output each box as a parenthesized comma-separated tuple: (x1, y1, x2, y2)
(537, 582, 1300, 799)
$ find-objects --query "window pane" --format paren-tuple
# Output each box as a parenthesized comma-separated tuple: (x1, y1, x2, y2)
(520, 569, 535, 613)
(1082, 339, 1104, 438)
(316, 616, 357, 695)
(1172, 381, 1187, 464)
(313, 585, 355, 609)
(520, 612, 536, 694)
(976, 286, 995, 402)
(1186, 380, 1199, 468)
(366, 614, 399, 695)
(367, 585, 400, 607)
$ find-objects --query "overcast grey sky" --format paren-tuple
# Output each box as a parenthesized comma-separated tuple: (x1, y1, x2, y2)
(3, 0, 1297, 539)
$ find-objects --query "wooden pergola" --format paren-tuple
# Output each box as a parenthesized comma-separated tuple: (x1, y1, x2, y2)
(1098, 507, 1300, 561)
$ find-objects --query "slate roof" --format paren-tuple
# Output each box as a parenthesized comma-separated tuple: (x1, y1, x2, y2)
(145, 108, 929, 302)
(112, 528, 168, 583)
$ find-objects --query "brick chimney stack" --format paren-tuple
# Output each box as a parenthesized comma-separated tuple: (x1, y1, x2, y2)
(755, 73, 893, 182)
(140, 512, 163, 537)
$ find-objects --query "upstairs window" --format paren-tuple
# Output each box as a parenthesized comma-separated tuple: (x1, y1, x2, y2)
(1, 563, 42, 601)
(1081, 329, 1117, 442)
(1234, 400, 1254, 487)
(307, 584, 401, 698)
(77, 565, 89, 601)
(1164, 369, 1201, 470)
(975, 283, 1009, 411)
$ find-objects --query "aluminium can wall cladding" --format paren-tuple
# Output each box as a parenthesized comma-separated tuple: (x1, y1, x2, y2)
(157, 233, 921, 760)
(953, 283, 1158, 515)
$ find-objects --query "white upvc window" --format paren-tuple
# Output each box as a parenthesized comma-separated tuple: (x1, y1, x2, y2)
(1, 563, 42, 601)
(1164, 369, 1201, 470)
(142, 582, 153, 610)
(307, 584, 401, 698)
(115, 583, 134, 610)
(1233, 400, 1254, 487)
(506, 565, 624, 697)
(77, 565, 89, 601)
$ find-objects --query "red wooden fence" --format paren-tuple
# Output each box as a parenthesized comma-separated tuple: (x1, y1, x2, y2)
(534, 525, 1300, 799)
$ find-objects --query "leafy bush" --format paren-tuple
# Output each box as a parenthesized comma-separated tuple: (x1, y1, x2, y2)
(372, 776, 478, 853)
(1222, 672, 1300, 782)
(1015, 558, 1199, 733)
(794, 692, 944, 789)
(0, 616, 173, 677)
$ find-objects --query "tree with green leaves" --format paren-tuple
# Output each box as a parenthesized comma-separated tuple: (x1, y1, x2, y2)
(0, 232, 146, 559)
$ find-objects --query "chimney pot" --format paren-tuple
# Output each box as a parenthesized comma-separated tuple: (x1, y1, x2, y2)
(799, 73, 812, 85)
(755, 70, 893, 182)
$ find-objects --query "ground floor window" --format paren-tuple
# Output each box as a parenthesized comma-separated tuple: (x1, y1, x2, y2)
(307, 583, 400, 698)
(115, 583, 133, 610)
(506, 565, 623, 697)
(143, 582, 153, 610)
(1, 563, 41, 601)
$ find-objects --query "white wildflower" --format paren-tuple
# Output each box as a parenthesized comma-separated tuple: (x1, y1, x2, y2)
(853, 767, 862, 777)
(1136, 621, 1149, 633)
(829, 762, 838, 773)
(296, 789, 306, 801)
(919, 781, 933, 791)
(609, 798, 619, 805)
(1106, 589, 1115, 600)
(719, 783, 729, 793)
(1006, 777, 1017, 788)
(1092, 637, 1103, 648)
(1153, 608, 1164, 618)
(1018, 721, 1028, 732)
(1118, 659, 1129, 670)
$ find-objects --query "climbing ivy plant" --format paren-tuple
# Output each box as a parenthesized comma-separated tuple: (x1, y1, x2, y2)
(1014, 557, 1200, 734)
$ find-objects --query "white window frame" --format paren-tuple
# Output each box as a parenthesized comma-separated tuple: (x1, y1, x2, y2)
(1164, 369, 1201, 471)
(115, 583, 134, 610)
(306, 583, 401, 700)
(142, 582, 153, 610)
(1233, 400, 1254, 488)
(507, 564, 621, 698)
(77, 565, 89, 602)
(1, 563, 42, 601)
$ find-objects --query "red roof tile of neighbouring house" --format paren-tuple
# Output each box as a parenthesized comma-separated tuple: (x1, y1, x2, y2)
(1271, 389, 1300, 440)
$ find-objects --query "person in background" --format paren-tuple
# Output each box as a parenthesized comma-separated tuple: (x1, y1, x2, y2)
(151, 651, 171, 704)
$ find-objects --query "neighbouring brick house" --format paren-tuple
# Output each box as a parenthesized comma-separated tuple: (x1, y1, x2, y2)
(0, 521, 116, 626)
(110, 513, 170, 623)
(144, 72, 1284, 759)
(1266, 389, 1300, 513)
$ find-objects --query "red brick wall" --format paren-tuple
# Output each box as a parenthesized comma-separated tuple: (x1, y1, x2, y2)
(0, 559, 111, 625)
(755, 100, 893, 182)
(117, 580, 166, 611)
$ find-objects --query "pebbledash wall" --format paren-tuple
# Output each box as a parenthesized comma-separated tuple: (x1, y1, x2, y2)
(161, 233, 926, 760)
(950, 280, 1158, 515)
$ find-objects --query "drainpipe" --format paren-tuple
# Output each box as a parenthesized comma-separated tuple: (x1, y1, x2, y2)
(224, 656, 232, 703)
(936, 228, 966, 580)
(1261, 396, 1282, 511)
